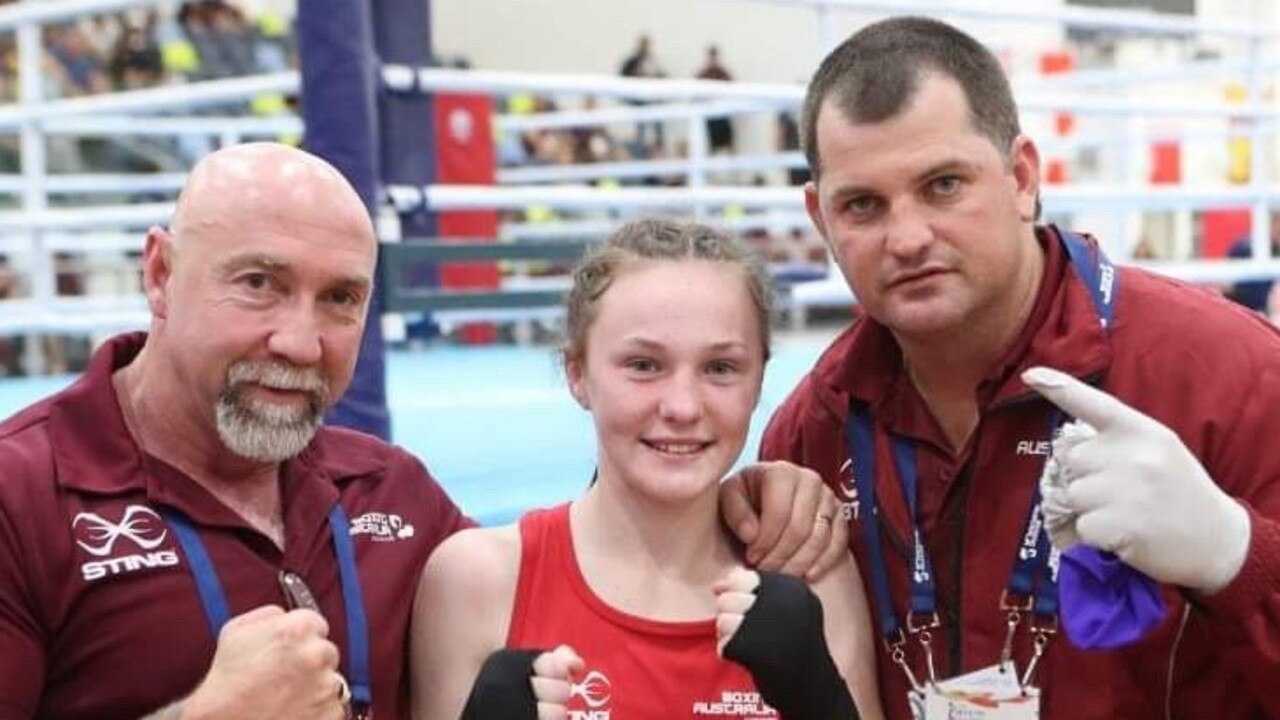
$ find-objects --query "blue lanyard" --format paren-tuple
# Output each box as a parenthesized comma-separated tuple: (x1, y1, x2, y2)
(162, 504, 374, 712)
(847, 228, 1115, 644)
(1006, 411, 1064, 619)
(1060, 228, 1117, 330)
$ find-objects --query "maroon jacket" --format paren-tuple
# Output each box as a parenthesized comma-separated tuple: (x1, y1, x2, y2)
(0, 333, 472, 720)
(761, 227, 1280, 719)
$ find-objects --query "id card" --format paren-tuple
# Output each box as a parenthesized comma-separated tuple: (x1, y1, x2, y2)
(910, 665, 1039, 720)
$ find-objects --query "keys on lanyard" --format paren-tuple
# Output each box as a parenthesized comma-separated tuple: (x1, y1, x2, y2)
(280, 570, 322, 612)
(278, 571, 368, 720)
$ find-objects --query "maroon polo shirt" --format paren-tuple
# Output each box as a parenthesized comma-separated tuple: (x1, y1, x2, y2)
(0, 333, 472, 720)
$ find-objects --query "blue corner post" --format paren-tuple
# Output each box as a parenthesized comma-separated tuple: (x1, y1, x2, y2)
(297, 0, 391, 439)
(373, 0, 440, 341)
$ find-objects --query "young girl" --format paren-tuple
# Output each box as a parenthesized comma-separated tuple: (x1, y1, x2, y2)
(410, 219, 883, 719)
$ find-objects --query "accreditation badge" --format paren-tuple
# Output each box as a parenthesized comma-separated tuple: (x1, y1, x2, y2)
(909, 665, 1040, 720)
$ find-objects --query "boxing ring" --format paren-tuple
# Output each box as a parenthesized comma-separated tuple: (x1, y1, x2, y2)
(0, 0, 1276, 522)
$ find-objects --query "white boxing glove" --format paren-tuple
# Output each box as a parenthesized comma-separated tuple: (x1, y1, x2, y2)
(1023, 367, 1252, 594)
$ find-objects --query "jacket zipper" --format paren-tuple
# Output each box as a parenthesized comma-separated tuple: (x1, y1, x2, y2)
(1165, 603, 1191, 720)
(949, 463, 972, 678)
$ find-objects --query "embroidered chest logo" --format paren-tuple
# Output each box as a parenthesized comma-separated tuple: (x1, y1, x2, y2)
(348, 512, 416, 542)
(837, 458, 861, 521)
(692, 689, 778, 717)
(72, 505, 179, 582)
(567, 669, 612, 719)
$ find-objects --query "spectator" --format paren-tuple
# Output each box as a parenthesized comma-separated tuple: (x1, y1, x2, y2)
(109, 23, 164, 90)
(568, 96, 616, 164)
(619, 33, 664, 81)
(182, 0, 255, 81)
(696, 45, 735, 154)
(618, 34, 665, 149)
(45, 24, 110, 97)
(777, 110, 809, 186)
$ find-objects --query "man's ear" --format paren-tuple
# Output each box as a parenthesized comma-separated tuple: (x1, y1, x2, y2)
(565, 356, 590, 410)
(1009, 135, 1042, 223)
(803, 181, 831, 248)
(141, 226, 175, 319)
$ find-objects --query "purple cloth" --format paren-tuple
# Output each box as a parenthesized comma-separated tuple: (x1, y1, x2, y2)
(1059, 547, 1166, 650)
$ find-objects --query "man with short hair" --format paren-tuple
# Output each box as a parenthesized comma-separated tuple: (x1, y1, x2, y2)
(763, 16, 1280, 718)
(0, 142, 844, 720)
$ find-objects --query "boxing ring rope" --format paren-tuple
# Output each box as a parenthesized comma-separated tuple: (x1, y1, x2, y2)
(40, 115, 303, 138)
(0, 72, 299, 128)
(0, 174, 188, 196)
(0, 0, 156, 29)
(0, 0, 1276, 354)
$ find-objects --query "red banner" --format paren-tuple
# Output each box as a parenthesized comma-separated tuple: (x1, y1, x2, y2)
(433, 93, 499, 343)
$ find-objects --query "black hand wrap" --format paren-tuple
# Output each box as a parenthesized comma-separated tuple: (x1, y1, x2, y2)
(460, 648, 544, 720)
(723, 572, 860, 719)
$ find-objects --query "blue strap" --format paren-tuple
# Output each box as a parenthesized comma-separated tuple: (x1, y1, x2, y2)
(328, 504, 373, 710)
(162, 509, 232, 637)
(161, 504, 374, 711)
(892, 434, 936, 617)
(847, 406, 900, 639)
(1061, 229, 1117, 328)
(1007, 411, 1064, 619)
(1033, 537, 1060, 618)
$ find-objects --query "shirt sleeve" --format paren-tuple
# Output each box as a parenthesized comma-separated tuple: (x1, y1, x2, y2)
(1198, 504, 1280, 716)
(0, 496, 45, 720)
(397, 452, 477, 553)
(1193, 355, 1280, 714)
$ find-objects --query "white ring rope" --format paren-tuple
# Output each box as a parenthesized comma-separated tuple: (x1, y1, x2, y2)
(0, 173, 188, 196)
(41, 115, 303, 138)
(385, 183, 1280, 214)
(0, 72, 299, 130)
(0, 0, 157, 30)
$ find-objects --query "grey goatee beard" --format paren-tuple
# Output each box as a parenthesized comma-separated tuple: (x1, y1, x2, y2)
(215, 360, 330, 462)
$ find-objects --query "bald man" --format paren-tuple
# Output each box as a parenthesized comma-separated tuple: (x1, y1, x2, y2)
(0, 144, 470, 720)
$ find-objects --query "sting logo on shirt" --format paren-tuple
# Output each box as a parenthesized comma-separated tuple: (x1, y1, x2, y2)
(72, 505, 179, 582)
(567, 669, 612, 719)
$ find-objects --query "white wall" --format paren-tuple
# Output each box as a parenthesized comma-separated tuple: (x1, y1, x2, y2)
(429, 0, 1067, 83)
(429, 0, 1069, 157)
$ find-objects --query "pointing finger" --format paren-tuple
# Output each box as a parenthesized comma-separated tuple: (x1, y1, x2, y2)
(1022, 367, 1138, 432)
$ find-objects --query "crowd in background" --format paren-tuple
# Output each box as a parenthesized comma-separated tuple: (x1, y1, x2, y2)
(495, 34, 825, 273)
(0, 0, 294, 103)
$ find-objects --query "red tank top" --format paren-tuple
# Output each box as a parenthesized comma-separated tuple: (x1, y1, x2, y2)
(507, 503, 778, 719)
